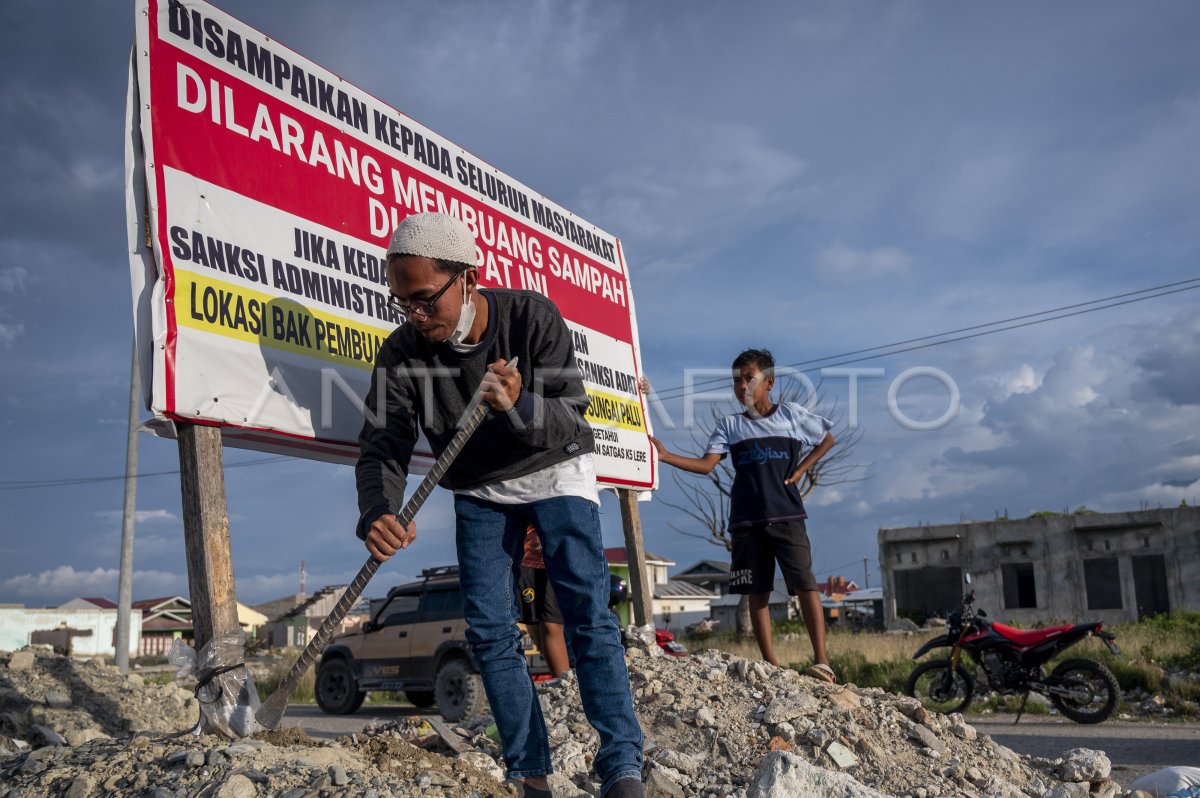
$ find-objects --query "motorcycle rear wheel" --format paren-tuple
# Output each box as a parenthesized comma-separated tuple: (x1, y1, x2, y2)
(906, 659, 974, 715)
(1048, 658, 1119, 724)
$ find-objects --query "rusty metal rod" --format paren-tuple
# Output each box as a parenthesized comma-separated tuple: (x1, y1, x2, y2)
(256, 359, 515, 730)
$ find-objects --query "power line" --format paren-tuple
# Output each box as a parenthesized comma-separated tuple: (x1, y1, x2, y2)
(8, 279, 1195, 490)
(650, 277, 1200, 400)
(815, 557, 875, 577)
(784, 283, 1199, 374)
(0, 456, 290, 491)
(653, 278, 1199, 399)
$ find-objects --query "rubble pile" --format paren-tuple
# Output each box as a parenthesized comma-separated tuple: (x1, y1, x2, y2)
(504, 648, 1125, 798)
(0, 650, 513, 798)
(0, 730, 516, 798)
(0, 646, 1136, 798)
(0, 648, 197, 749)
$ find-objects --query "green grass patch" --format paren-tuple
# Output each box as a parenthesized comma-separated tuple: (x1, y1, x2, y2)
(1138, 611, 1200, 669)
(1098, 656, 1163, 693)
(253, 659, 315, 704)
(819, 650, 912, 692)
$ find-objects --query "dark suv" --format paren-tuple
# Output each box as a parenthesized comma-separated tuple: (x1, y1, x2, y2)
(314, 566, 546, 722)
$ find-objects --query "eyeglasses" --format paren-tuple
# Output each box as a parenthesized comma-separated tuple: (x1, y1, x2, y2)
(387, 271, 464, 319)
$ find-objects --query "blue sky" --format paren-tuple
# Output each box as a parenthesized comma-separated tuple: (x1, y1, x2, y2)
(1, 1, 1198, 608)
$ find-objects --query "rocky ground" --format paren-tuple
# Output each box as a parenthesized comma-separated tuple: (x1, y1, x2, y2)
(1118, 667, 1200, 719)
(0, 645, 1146, 797)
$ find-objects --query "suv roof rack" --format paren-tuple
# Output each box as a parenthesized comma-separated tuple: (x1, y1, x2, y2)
(421, 565, 459, 578)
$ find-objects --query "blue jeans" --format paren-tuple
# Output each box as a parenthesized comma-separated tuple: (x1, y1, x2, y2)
(454, 495, 644, 792)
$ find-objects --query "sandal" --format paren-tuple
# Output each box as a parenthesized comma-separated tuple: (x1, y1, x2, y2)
(805, 663, 837, 683)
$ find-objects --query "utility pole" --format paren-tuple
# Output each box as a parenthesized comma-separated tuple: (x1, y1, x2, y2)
(863, 557, 869, 590)
(115, 338, 140, 674)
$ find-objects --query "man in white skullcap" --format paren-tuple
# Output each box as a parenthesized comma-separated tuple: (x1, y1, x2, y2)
(356, 213, 644, 798)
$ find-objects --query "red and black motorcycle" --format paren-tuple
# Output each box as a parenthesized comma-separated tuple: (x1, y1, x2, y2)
(905, 575, 1122, 723)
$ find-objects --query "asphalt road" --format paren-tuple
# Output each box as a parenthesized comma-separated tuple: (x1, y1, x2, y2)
(283, 704, 1200, 788)
(970, 715, 1200, 787)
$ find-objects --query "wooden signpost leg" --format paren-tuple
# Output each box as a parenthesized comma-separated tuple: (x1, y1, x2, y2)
(618, 489, 654, 629)
(177, 423, 246, 734)
(178, 423, 240, 645)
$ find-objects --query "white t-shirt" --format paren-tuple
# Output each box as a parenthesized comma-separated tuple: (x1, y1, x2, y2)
(448, 306, 599, 507)
(455, 453, 600, 506)
(705, 402, 831, 527)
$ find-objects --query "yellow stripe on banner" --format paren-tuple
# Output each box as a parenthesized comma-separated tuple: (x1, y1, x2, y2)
(585, 388, 646, 432)
(175, 270, 395, 370)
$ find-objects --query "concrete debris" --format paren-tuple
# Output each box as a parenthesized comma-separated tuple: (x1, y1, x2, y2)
(1043, 783, 1093, 798)
(1055, 748, 1112, 783)
(0, 646, 1146, 797)
(825, 740, 859, 769)
(646, 765, 688, 798)
(906, 722, 947, 755)
(946, 712, 978, 741)
(749, 751, 888, 798)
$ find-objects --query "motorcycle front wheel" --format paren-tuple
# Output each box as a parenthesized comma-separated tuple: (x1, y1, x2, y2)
(906, 659, 974, 715)
(1048, 658, 1120, 724)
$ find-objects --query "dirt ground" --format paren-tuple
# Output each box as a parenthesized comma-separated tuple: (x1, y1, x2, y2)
(0, 646, 1156, 797)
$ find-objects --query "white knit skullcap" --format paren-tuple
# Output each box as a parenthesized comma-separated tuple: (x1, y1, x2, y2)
(386, 212, 478, 266)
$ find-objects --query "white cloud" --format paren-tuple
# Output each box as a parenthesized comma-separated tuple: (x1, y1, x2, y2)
(1132, 309, 1200, 407)
(1098, 477, 1200, 509)
(96, 509, 179, 524)
(234, 570, 360, 605)
(871, 307, 1200, 516)
(817, 244, 911, 282)
(1152, 455, 1200, 476)
(0, 267, 27, 293)
(355, 3, 623, 117)
(1035, 346, 1106, 409)
(810, 486, 844, 506)
(977, 363, 1041, 400)
(1, 565, 185, 604)
(0, 323, 23, 346)
(577, 123, 808, 274)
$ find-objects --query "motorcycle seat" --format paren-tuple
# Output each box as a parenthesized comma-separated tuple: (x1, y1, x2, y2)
(990, 621, 1074, 647)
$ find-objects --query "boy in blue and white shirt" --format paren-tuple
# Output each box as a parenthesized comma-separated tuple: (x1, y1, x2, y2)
(650, 348, 837, 682)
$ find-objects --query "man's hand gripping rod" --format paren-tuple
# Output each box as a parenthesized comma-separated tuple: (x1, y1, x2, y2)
(256, 358, 516, 730)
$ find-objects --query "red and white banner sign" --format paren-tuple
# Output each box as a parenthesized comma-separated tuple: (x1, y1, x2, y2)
(126, 0, 654, 489)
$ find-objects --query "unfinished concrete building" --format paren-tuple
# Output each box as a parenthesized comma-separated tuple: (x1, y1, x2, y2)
(878, 506, 1200, 627)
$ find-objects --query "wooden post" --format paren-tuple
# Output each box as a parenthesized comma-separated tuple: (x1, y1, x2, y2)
(178, 423, 248, 735)
(178, 423, 241, 646)
(618, 488, 654, 629)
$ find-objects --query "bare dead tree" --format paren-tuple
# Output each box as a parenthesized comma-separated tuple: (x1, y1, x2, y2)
(659, 376, 869, 638)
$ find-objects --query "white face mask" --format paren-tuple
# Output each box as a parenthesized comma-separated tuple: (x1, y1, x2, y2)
(442, 275, 477, 345)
